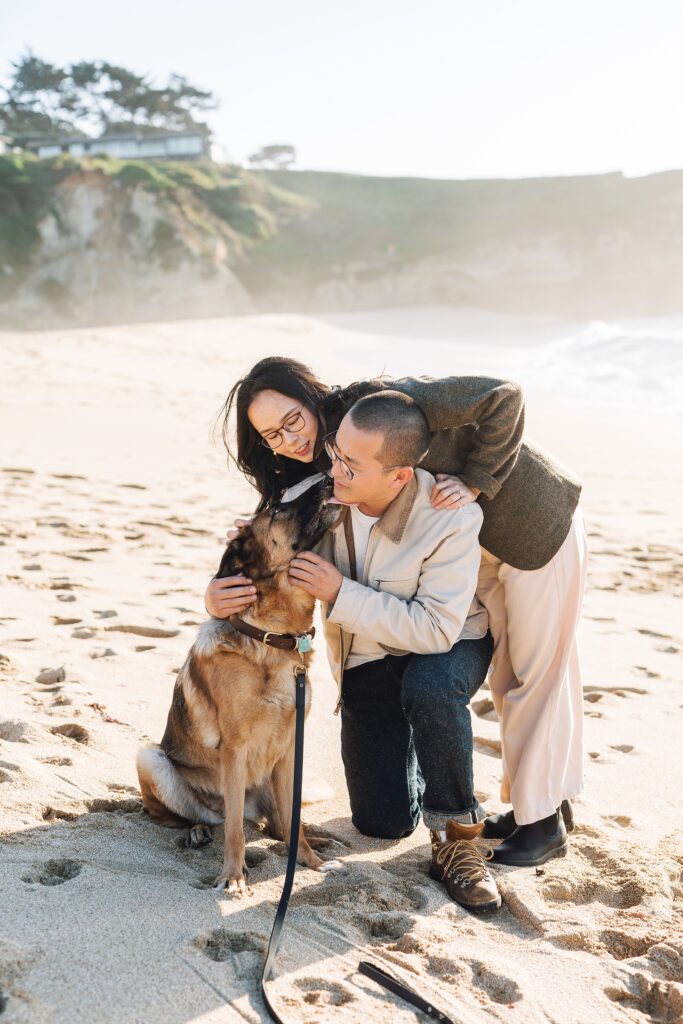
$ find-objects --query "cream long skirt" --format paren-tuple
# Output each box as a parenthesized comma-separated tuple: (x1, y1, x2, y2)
(476, 507, 588, 826)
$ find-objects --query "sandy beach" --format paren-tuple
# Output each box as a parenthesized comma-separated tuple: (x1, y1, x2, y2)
(1, 309, 682, 1023)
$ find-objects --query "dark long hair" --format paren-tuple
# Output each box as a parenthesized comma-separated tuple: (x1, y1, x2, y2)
(217, 356, 389, 510)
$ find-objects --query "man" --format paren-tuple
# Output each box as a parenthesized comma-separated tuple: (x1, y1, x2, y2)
(286, 391, 500, 912)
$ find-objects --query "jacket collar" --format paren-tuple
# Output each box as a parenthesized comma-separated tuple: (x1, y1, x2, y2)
(336, 472, 419, 546)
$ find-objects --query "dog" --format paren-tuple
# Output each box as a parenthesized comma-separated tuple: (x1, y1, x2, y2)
(136, 476, 343, 893)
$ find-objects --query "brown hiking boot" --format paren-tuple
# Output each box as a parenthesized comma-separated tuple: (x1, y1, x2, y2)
(429, 820, 502, 912)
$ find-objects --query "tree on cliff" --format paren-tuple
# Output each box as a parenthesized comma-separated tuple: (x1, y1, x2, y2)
(248, 144, 297, 169)
(0, 51, 217, 147)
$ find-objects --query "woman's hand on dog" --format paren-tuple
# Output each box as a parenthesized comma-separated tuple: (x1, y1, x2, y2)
(204, 576, 257, 618)
(288, 552, 343, 604)
(430, 474, 480, 509)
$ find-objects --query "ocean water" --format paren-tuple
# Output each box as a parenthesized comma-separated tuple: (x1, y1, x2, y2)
(322, 309, 683, 415)
(523, 318, 683, 413)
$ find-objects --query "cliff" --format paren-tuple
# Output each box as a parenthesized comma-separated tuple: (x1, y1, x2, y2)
(2, 157, 683, 327)
(0, 155, 310, 327)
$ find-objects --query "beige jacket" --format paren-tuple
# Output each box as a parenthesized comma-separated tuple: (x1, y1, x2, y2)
(316, 468, 488, 698)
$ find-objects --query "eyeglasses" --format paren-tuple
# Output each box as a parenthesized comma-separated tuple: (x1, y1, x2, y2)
(260, 407, 306, 449)
(323, 432, 355, 480)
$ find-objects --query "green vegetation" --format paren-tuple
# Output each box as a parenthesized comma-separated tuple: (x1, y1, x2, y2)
(244, 167, 679, 298)
(0, 153, 312, 300)
(1, 53, 216, 148)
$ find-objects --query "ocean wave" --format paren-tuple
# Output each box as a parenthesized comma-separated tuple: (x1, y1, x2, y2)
(525, 319, 683, 410)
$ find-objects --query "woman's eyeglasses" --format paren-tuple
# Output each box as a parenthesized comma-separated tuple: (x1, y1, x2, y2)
(260, 407, 306, 449)
(323, 432, 354, 480)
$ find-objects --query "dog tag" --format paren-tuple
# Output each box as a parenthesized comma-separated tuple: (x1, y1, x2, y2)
(296, 634, 312, 654)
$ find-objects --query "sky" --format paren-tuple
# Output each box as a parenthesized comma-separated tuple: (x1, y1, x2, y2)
(2, 0, 682, 180)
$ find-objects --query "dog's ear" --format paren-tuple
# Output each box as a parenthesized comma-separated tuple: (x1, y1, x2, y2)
(215, 527, 263, 579)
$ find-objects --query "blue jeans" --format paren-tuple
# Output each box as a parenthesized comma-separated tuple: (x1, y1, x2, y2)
(340, 632, 493, 837)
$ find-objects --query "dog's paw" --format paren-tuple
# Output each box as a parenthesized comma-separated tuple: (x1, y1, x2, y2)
(212, 874, 252, 897)
(316, 858, 348, 875)
(188, 824, 213, 849)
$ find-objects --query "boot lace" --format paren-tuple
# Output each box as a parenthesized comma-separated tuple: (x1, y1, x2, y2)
(432, 834, 494, 887)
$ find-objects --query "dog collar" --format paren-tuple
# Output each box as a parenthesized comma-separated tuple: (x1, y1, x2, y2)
(230, 616, 314, 654)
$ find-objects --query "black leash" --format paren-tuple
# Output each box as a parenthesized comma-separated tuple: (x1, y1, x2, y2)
(260, 663, 457, 1024)
(260, 664, 307, 1023)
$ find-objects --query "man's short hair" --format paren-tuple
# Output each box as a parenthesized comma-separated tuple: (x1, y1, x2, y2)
(348, 390, 430, 468)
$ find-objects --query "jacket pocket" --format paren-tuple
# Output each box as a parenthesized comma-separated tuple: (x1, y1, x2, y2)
(373, 577, 417, 601)
(378, 642, 411, 656)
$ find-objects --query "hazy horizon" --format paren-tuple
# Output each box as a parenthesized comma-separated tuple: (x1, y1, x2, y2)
(2, 0, 683, 181)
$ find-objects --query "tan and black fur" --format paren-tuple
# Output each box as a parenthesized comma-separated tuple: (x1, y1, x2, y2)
(136, 477, 342, 892)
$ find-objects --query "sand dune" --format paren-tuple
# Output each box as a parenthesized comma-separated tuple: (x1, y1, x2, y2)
(0, 312, 681, 1023)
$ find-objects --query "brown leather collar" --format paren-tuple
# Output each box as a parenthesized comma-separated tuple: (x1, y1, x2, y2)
(230, 616, 315, 653)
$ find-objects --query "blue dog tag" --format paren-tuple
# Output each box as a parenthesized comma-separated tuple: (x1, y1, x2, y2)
(296, 634, 312, 654)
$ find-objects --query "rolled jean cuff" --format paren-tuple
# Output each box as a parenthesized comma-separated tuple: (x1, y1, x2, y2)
(423, 800, 485, 830)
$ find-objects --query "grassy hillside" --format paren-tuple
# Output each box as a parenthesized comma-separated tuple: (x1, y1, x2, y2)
(243, 168, 683, 312)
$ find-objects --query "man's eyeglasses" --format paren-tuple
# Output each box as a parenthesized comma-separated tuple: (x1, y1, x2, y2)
(260, 407, 306, 449)
(323, 432, 355, 479)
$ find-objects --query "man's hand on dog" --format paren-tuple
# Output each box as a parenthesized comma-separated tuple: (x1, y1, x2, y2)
(204, 576, 258, 617)
(288, 552, 343, 603)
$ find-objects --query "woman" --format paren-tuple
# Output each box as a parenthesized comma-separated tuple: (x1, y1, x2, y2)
(205, 356, 587, 867)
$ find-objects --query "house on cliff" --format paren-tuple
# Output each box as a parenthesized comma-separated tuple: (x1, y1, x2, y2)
(24, 129, 211, 161)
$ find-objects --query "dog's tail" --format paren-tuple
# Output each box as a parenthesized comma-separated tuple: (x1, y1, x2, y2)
(136, 745, 223, 827)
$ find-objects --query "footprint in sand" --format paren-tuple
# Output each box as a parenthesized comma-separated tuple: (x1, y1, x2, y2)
(106, 783, 139, 795)
(603, 814, 633, 828)
(584, 685, 647, 698)
(296, 978, 355, 1007)
(72, 628, 96, 639)
(605, 975, 683, 1021)
(0, 760, 20, 783)
(195, 927, 265, 964)
(85, 797, 142, 813)
(368, 912, 416, 941)
(57, 594, 77, 603)
(42, 806, 79, 822)
(468, 961, 523, 1005)
(50, 723, 91, 744)
(0, 720, 40, 743)
(52, 617, 81, 626)
(633, 666, 661, 679)
(105, 624, 179, 638)
(610, 744, 635, 754)
(541, 843, 648, 910)
(22, 859, 82, 886)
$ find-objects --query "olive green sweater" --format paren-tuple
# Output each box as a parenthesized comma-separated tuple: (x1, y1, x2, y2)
(392, 376, 582, 571)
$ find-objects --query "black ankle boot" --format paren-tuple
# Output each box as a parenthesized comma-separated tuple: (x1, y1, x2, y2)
(484, 800, 574, 843)
(482, 809, 517, 840)
(492, 808, 568, 867)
